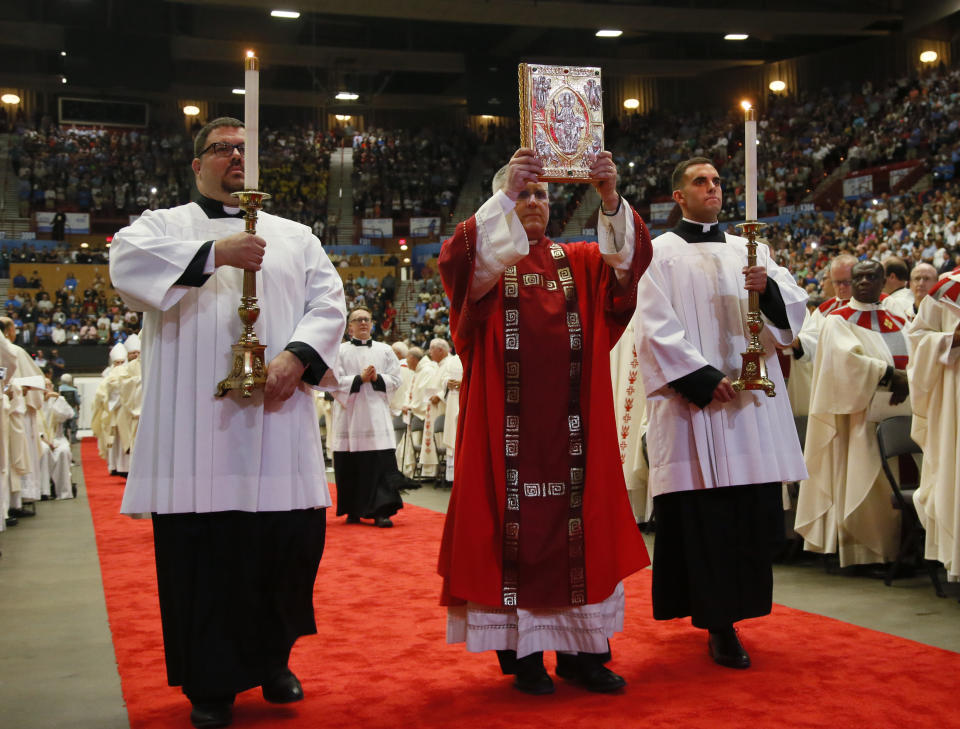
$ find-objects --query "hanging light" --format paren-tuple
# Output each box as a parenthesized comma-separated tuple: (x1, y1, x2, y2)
(769, 80, 786, 92)
(183, 105, 200, 116)
(920, 50, 938, 64)
(1, 93, 20, 104)
(623, 98, 640, 110)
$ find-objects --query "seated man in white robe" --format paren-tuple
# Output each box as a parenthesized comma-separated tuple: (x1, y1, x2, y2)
(796, 260, 909, 567)
(40, 378, 74, 500)
(330, 306, 405, 527)
(906, 266, 960, 581)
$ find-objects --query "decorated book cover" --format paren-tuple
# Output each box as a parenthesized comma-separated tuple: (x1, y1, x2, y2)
(518, 63, 604, 182)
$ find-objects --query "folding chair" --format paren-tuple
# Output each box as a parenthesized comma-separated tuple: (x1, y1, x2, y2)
(876, 416, 945, 597)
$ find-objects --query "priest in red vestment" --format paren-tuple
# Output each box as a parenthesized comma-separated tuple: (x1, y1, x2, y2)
(437, 148, 652, 695)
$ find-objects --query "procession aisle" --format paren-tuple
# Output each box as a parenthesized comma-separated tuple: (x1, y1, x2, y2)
(82, 439, 960, 729)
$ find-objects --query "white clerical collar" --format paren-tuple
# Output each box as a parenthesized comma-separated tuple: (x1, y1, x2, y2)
(682, 217, 719, 232)
(848, 298, 883, 311)
(223, 204, 241, 216)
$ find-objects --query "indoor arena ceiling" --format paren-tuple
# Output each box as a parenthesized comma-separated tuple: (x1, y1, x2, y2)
(0, 0, 958, 111)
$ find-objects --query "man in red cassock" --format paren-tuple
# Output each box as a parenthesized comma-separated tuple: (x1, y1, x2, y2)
(437, 148, 653, 695)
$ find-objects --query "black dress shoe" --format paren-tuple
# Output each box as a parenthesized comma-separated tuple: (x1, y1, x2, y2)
(262, 668, 304, 703)
(513, 652, 554, 695)
(708, 628, 751, 669)
(374, 516, 393, 528)
(189, 702, 232, 728)
(5, 516, 17, 527)
(345, 515, 361, 524)
(555, 652, 626, 692)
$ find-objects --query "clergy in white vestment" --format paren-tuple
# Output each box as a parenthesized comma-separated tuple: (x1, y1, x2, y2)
(91, 343, 127, 469)
(109, 117, 346, 722)
(796, 260, 909, 567)
(909, 262, 940, 316)
(330, 306, 405, 527)
(633, 158, 808, 670)
(388, 341, 412, 418)
(2, 318, 46, 503)
(39, 378, 74, 500)
(906, 267, 960, 581)
(0, 329, 18, 528)
(398, 348, 433, 477)
(882, 256, 916, 321)
(417, 338, 450, 479)
(610, 321, 651, 523)
(116, 334, 143, 459)
(439, 351, 462, 484)
(794, 254, 856, 370)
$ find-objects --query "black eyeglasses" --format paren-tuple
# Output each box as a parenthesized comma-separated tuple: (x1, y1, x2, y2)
(197, 142, 245, 158)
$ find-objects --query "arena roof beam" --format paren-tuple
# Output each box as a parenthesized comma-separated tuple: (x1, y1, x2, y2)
(168, 0, 901, 37)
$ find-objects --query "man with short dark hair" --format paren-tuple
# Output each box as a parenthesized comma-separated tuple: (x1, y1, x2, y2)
(797, 259, 910, 567)
(330, 306, 405, 527)
(111, 116, 346, 728)
(633, 157, 808, 670)
(882, 255, 914, 319)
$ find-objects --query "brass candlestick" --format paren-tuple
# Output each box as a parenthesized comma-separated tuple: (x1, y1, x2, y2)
(215, 189, 271, 398)
(731, 220, 775, 397)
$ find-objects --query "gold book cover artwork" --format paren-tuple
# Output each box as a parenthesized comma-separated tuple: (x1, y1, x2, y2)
(518, 63, 604, 183)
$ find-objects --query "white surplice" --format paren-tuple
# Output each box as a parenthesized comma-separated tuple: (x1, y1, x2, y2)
(110, 202, 346, 515)
(795, 300, 905, 566)
(610, 320, 651, 522)
(329, 339, 401, 452)
(633, 231, 808, 497)
(417, 356, 446, 478)
(906, 293, 960, 580)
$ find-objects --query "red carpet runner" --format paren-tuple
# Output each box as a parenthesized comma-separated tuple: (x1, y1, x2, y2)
(82, 439, 960, 729)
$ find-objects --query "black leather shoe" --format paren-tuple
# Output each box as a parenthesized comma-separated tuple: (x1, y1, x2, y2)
(189, 702, 232, 728)
(5, 516, 17, 527)
(262, 668, 304, 703)
(374, 516, 393, 528)
(556, 653, 626, 692)
(345, 515, 361, 524)
(513, 652, 554, 695)
(708, 628, 751, 669)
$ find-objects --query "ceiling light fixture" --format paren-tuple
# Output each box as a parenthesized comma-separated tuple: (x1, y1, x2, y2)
(1, 93, 20, 104)
(336, 92, 359, 100)
(724, 33, 749, 40)
(183, 105, 200, 116)
(623, 98, 640, 110)
(920, 50, 938, 63)
(271, 10, 301, 19)
(232, 88, 245, 95)
(596, 29, 623, 38)
(769, 80, 786, 92)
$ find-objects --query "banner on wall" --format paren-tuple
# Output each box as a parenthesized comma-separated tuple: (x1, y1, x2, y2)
(842, 175, 873, 199)
(35, 212, 91, 234)
(360, 218, 393, 238)
(649, 202, 674, 223)
(409, 217, 441, 237)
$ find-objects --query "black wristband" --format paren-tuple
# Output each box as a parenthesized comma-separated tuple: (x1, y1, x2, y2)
(600, 195, 623, 217)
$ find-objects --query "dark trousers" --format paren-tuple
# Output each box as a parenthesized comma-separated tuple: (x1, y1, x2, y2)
(652, 483, 783, 630)
(152, 509, 326, 699)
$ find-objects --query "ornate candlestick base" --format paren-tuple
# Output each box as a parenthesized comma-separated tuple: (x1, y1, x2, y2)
(215, 189, 271, 398)
(731, 220, 775, 397)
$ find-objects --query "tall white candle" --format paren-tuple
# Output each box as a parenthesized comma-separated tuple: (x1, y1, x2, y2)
(744, 105, 757, 221)
(244, 52, 259, 190)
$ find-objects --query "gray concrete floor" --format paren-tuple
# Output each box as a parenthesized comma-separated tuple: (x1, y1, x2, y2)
(0, 460, 956, 729)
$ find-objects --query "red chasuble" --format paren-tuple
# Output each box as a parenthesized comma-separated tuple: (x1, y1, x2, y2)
(437, 213, 652, 609)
